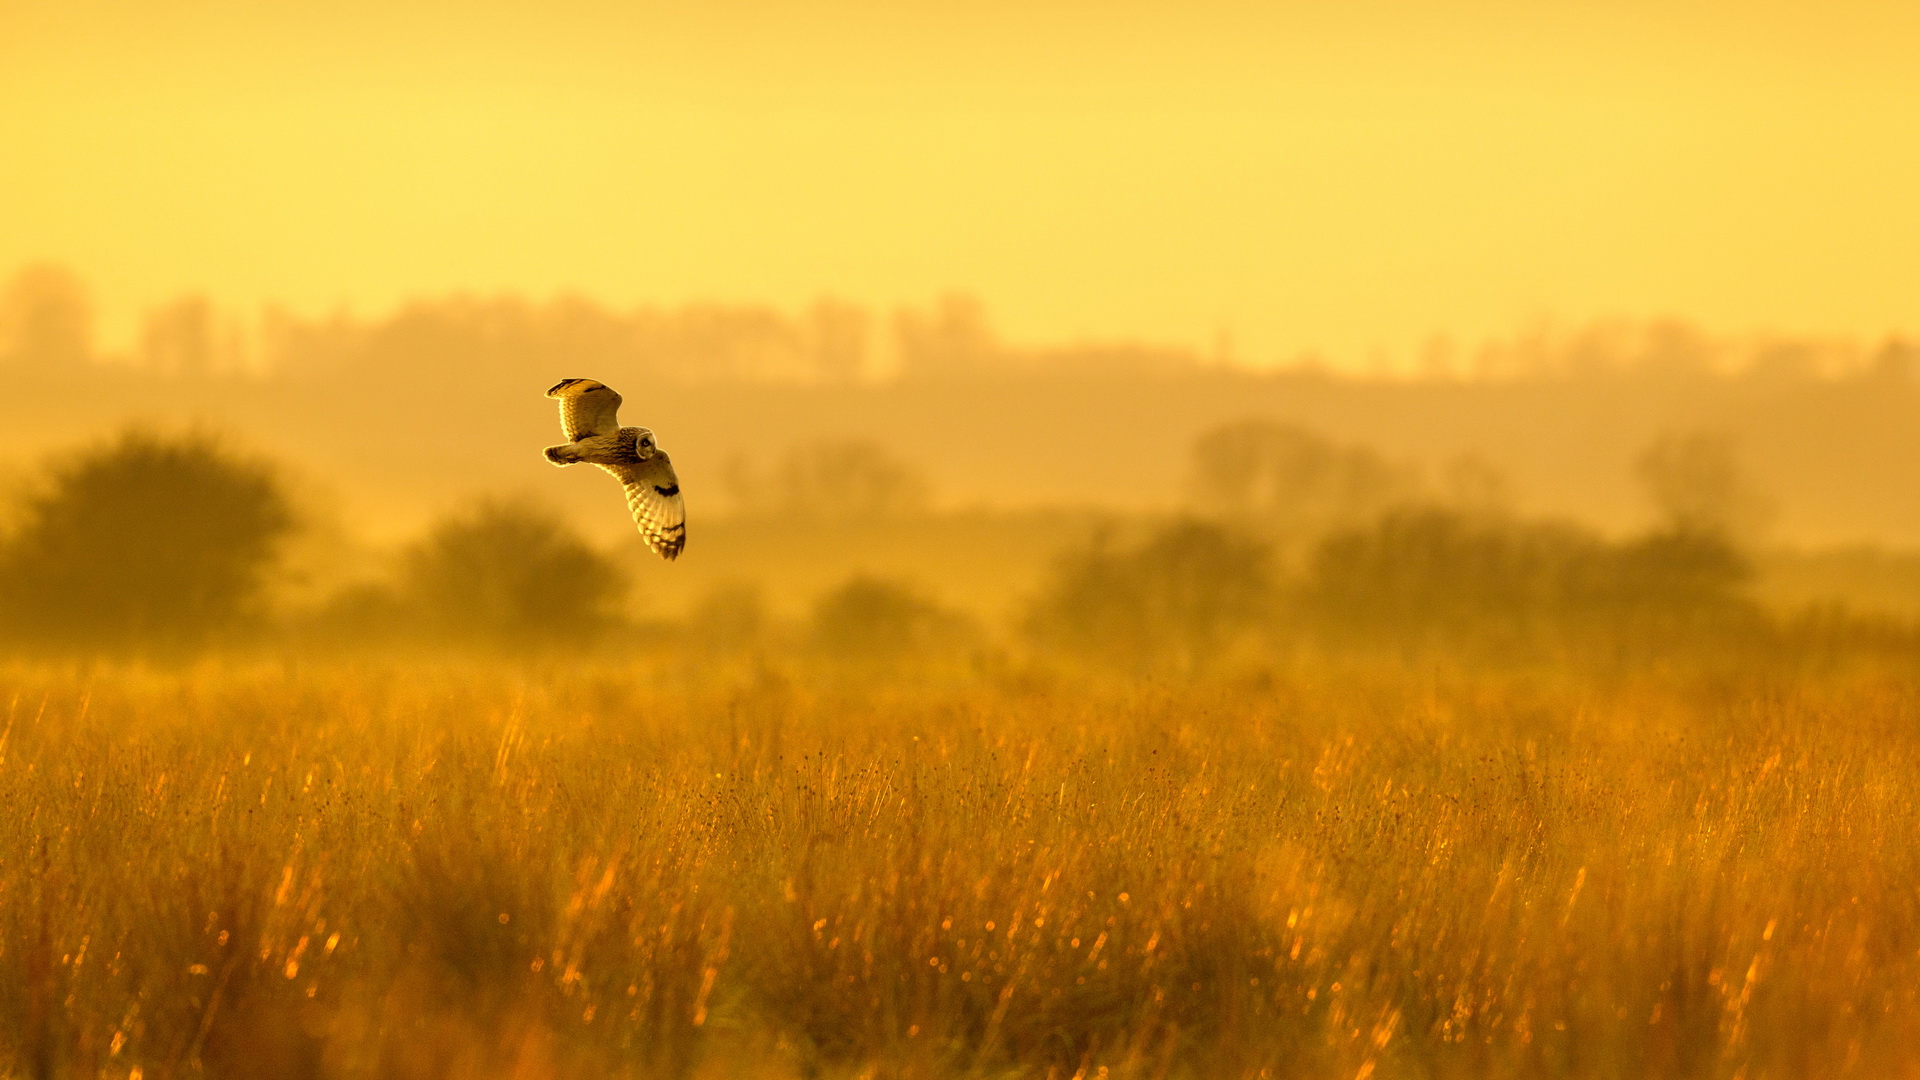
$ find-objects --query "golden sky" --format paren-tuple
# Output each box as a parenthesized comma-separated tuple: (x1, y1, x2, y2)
(3, 0, 1917, 366)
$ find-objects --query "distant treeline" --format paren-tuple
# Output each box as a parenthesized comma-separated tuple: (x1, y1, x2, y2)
(0, 264, 1192, 384)
(4, 262, 1917, 385)
(0, 426, 1904, 672)
(12, 262, 1920, 549)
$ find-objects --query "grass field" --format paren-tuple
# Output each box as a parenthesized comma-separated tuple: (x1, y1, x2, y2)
(3, 657, 1918, 1079)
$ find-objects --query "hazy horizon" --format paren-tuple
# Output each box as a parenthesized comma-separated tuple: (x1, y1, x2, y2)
(6, 0, 1919, 368)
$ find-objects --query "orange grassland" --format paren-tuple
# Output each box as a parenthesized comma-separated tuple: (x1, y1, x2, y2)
(1, 656, 1916, 1079)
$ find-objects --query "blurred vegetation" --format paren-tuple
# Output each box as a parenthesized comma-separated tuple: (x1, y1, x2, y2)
(1634, 430, 1776, 542)
(6, 662, 1920, 1076)
(0, 415, 1906, 676)
(0, 263, 92, 370)
(11, 264, 1920, 560)
(1301, 509, 1759, 655)
(724, 440, 930, 520)
(10, 262, 1909, 390)
(808, 576, 979, 663)
(396, 500, 629, 648)
(0, 429, 292, 653)
(1190, 419, 1418, 534)
(1024, 521, 1276, 671)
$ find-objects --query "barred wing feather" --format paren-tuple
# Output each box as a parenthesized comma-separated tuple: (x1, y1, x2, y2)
(548, 379, 623, 441)
(604, 453, 686, 560)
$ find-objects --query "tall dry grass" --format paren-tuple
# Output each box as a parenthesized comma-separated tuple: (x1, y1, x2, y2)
(1, 658, 1917, 1078)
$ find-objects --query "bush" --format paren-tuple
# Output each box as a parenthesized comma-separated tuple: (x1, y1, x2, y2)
(401, 500, 627, 647)
(1302, 508, 1599, 639)
(725, 440, 930, 520)
(1634, 430, 1774, 541)
(1189, 419, 1417, 532)
(1025, 520, 1276, 669)
(1609, 528, 1755, 613)
(1300, 507, 1759, 649)
(808, 576, 974, 662)
(0, 430, 293, 652)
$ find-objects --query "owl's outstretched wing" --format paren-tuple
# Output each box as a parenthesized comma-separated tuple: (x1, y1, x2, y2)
(547, 379, 623, 441)
(603, 452, 686, 561)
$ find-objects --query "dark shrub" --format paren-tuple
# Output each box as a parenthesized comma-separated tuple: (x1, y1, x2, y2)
(1303, 508, 1600, 639)
(401, 500, 626, 647)
(1025, 520, 1276, 668)
(1301, 507, 1759, 650)
(0, 430, 293, 652)
(808, 576, 973, 661)
(1189, 419, 1417, 532)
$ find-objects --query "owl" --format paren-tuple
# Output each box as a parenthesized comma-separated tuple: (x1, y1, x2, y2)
(542, 378, 686, 560)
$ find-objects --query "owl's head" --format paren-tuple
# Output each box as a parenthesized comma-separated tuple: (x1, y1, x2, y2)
(630, 427, 660, 460)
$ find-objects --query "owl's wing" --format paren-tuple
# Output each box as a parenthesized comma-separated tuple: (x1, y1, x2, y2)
(603, 452, 686, 561)
(547, 379, 623, 440)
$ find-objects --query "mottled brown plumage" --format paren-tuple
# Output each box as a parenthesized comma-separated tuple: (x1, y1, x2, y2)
(544, 379, 686, 560)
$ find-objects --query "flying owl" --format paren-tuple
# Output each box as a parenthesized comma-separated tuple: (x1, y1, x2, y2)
(543, 378, 686, 560)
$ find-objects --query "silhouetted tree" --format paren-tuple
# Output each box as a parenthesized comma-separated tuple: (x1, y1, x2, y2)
(1608, 528, 1754, 616)
(1302, 508, 1602, 642)
(401, 500, 626, 646)
(725, 440, 930, 520)
(1025, 520, 1275, 668)
(0, 430, 293, 651)
(1637, 319, 1717, 378)
(809, 576, 973, 661)
(1437, 454, 1515, 517)
(1634, 431, 1774, 541)
(1300, 506, 1758, 650)
(0, 264, 93, 370)
(1869, 336, 1919, 384)
(1189, 419, 1416, 533)
(139, 294, 227, 377)
(893, 293, 999, 376)
(805, 299, 872, 381)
